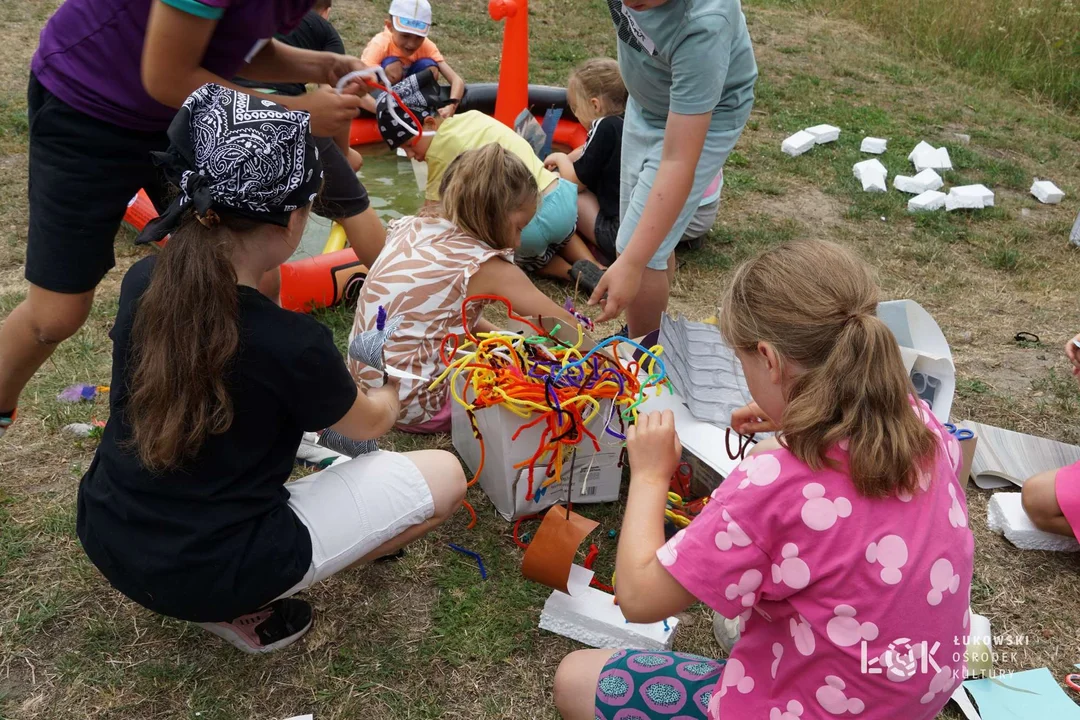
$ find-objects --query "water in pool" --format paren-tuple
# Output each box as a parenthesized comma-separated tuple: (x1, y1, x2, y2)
(292, 144, 424, 262)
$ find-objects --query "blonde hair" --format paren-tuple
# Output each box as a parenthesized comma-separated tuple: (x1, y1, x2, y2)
(438, 144, 539, 250)
(719, 240, 938, 498)
(568, 58, 627, 117)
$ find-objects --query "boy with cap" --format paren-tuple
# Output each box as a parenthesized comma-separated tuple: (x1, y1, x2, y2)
(359, 0, 465, 117)
(374, 72, 603, 288)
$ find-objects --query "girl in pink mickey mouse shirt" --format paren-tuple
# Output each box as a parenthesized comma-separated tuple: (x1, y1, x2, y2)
(553, 239, 975, 720)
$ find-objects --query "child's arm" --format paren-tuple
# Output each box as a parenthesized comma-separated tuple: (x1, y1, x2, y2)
(436, 60, 465, 118)
(468, 257, 578, 326)
(543, 152, 582, 189)
(590, 111, 711, 321)
(616, 411, 698, 623)
(329, 382, 401, 441)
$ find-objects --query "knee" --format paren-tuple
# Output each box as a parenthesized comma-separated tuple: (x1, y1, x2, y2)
(428, 450, 467, 520)
(1021, 470, 1058, 529)
(29, 305, 90, 345)
(553, 652, 591, 718)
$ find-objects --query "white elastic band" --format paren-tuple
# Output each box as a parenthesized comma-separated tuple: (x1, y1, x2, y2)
(335, 67, 420, 138)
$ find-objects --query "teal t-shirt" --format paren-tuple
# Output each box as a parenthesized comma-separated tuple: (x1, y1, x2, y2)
(607, 0, 757, 131)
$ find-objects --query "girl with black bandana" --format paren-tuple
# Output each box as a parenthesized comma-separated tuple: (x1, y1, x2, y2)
(76, 85, 467, 654)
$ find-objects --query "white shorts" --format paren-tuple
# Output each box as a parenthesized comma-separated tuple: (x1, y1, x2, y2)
(278, 450, 434, 597)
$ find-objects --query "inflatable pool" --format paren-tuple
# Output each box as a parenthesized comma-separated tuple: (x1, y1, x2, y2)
(123, 84, 588, 313)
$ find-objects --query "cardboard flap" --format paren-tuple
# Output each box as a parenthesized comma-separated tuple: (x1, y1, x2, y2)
(521, 506, 599, 594)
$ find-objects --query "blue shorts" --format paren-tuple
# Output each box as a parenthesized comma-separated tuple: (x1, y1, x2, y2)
(380, 57, 439, 77)
(518, 178, 578, 260)
(617, 97, 747, 270)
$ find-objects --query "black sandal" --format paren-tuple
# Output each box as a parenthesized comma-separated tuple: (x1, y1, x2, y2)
(569, 260, 605, 298)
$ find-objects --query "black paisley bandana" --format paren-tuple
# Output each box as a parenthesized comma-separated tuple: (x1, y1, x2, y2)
(375, 69, 448, 150)
(136, 84, 324, 244)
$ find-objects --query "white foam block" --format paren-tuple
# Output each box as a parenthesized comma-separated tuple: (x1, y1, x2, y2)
(805, 124, 841, 144)
(782, 130, 817, 157)
(908, 190, 946, 212)
(908, 141, 936, 162)
(853, 158, 887, 181)
(1071, 210, 1080, 246)
(1031, 179, 1064, 204)
(539, 586, 679, 650)
(986, 492, 1080, 552)
(894, 169, 944, 194)
(860, 136, 887, 154)
(913, 146, 952, 172)
(946, 185, 993, 211)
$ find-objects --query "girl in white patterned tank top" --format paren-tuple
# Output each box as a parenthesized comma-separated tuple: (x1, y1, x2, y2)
(349, 144, 577, 433)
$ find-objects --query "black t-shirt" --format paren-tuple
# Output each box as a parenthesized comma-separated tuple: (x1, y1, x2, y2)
(234, 11, 345, 97)
(76, 256, 358, 622)
(573, 115, 624, 221)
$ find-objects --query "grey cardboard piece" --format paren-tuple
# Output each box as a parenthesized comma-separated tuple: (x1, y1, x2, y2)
(657, 314, 750, 425)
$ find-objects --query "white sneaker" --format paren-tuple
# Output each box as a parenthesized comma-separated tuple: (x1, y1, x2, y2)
(295, 432, 348, 469)
(713, 611, 742, 654)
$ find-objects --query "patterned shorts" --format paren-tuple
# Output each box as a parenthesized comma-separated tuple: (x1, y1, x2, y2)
(594, 649, 724, 719)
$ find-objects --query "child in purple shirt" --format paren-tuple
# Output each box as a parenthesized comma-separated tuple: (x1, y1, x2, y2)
(0, 0, 370, 441)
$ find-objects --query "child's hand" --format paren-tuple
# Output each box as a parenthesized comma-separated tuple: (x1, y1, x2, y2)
(369, 382, 401, 419)
(1066, 333, 1080, 376)
(347, 148, 364, 171)
(544, 152, 567, 172)
(438, 104, 456, 119)
(627, 410, 682, 485)
(731, 402, 778, 435)
(590, 255, 643, 322)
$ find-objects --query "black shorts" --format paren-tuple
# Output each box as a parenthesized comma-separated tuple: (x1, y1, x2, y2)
(26, 73, 171, 294)
(593, 212, 619, 265)
(311, 135, 370, 221)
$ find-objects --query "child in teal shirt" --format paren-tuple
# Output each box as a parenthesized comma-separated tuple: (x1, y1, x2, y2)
(590, 0, 757, 335)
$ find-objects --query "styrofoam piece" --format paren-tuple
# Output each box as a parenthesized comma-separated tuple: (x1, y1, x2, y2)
(946, 184, 994, 211)
(1030, 179, 1064, 204)
(913, 146, 952, 172)
(538, 586, 679, 650)
(782, 130, 817, 157)
(877, 299, 955, 422)
(805, 124, 841, 144)
(986, 492, 1080, 552)
(62, 422, 95, 438)
(853, 158, 887, 181)
(1071, 210, 1080, 246)
(908, 141, 936, 161)
(908, 190, 946, 212)
(860, 136, 887, 154)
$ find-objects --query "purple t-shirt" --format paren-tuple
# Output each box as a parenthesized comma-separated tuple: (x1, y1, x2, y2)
(32, 0, 314, 131)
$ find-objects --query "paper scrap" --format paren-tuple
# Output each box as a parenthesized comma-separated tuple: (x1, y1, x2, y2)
(521, 506, 599, 595)
(951, 687, 981, 720)
(964, 668, 1080, 720)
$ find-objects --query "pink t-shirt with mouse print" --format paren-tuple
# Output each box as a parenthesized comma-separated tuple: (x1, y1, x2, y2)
(658, 400, 974, 720)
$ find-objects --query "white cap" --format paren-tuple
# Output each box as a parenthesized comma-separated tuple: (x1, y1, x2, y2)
(389, 0, 432, 37)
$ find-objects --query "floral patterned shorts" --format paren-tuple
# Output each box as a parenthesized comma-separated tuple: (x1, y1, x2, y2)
(594, 649, 725, 719)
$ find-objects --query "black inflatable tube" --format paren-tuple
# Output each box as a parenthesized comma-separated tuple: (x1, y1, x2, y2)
(360, 83, 577, 123)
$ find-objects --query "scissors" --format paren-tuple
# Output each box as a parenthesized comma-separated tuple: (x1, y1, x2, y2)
(1065, 673, 1080, 693)
(944, 423, 975, 441)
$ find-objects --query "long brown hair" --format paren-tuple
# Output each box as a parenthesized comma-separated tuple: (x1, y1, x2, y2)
(126, 212, 261, 471)
(568, 58, 628, 116)
(437, 144, 539, 250)
(719, 240, 938, 498)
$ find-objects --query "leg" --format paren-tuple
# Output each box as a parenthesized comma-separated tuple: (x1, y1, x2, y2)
(554, 649, 614, 720)
(0, 285, 95, 411)
(536, 255, 573, 282)
(576, 191, 600, 243)
(383, 60, 404, 85)
(339, 208, 386, 267)
(1022, 469, 1075, 537)
(558, 232, 605, 269)
(351, 449, 466, 564)
(626, 258, 673, 337)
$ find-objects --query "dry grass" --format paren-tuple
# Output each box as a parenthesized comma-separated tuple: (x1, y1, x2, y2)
(2, 0, 1080, 718)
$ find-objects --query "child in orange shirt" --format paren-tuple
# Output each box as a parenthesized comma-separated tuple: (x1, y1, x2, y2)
(359, 0, 464, 116)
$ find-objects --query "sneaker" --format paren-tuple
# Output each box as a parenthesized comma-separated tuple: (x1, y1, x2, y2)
(296, 431, 347, 469)
(0, 409, 15, 440)
(712, 610, 742, 654)
(568, 260, 605, 298)
(198, 598, 313, 654)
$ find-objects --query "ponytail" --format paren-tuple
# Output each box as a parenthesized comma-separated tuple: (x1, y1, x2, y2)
(719, 240, 938, 498)
(127, 212, 259, 471)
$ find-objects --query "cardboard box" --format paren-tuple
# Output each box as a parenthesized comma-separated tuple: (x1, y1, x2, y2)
(450, 320, 624, 520)
(958, 432, 977, 490)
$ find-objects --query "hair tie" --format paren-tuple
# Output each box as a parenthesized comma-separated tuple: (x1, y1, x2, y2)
(196, 208, 221, 228)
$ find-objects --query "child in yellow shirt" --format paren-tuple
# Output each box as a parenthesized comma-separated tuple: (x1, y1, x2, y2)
(375, 71, 603, 288)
